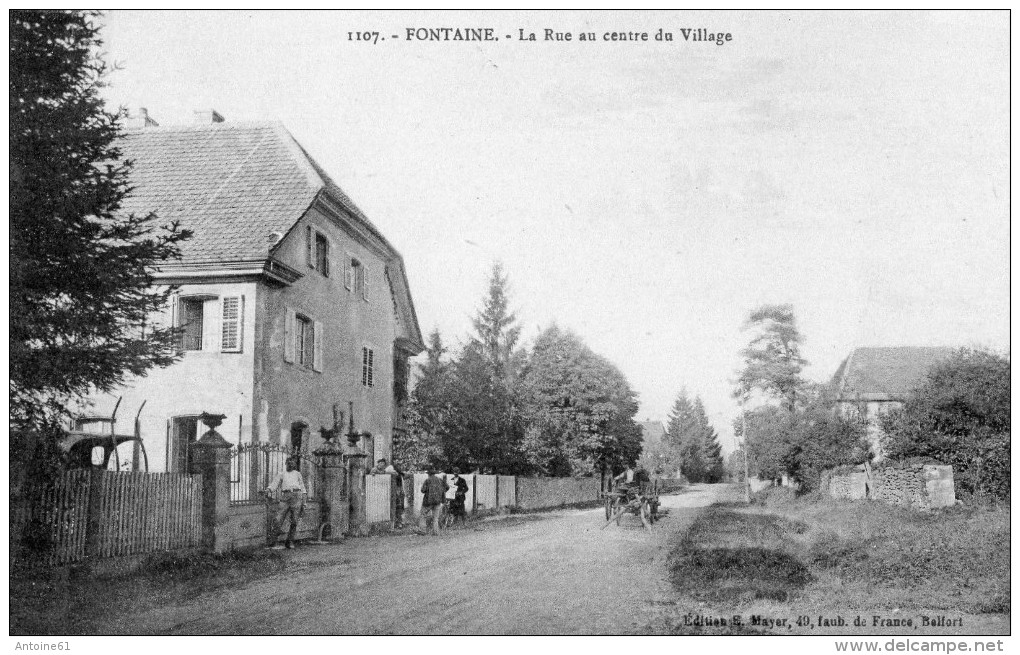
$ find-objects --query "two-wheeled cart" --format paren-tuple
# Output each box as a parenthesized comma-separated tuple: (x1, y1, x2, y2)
(602, 480, 660, 532)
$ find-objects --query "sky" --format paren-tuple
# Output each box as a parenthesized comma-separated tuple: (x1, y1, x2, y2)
(98, 10, 1010, 452)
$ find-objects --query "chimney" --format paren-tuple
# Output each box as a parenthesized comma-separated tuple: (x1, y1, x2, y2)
(125, 107, 159, 129)
(193, 109, 226, 124)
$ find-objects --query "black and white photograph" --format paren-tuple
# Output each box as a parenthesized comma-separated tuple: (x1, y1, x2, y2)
(9, 8, 1011, 648)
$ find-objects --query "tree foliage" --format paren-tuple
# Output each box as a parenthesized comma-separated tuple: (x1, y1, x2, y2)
(521, 325, 643, 476)
(666, 391, 724, 483)
(881, 348, 1010, 499)
(734, 385, 869, 490)
(402, 265, 644, 477)
(734, 304, 807, 411)
(10, 11, 189, 483)
(731, 304, 866, 491)
(398, 330, 449, 471)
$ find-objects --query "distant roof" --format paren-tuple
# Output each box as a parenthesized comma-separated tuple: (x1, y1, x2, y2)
(639, 421, 666, 446)
(117, 121, 389, 265)
(833, 347, 955, 401)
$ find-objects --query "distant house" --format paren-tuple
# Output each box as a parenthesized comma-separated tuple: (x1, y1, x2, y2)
(79, 112, 424, 472)
(832, 346, 954, 459)
(639, 420, 666, 450)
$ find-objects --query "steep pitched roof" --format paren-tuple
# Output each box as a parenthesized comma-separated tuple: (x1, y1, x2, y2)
(118, 121, 424, 351)
(118, 122, 322, 264)
(833, 346, 955, 401)
(118, 121, 395, 265)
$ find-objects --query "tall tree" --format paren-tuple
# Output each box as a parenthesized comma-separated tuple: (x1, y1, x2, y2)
(734, 304, 807, 411)
(694, 397, 725, 483)
(470, 261, 522, 381)
(426, 263, 529, 474)
(666, 390, 707, 483)
(10, 11, 189, 481)
(521, 325, 643, 476)
(399, 330, 449, 471)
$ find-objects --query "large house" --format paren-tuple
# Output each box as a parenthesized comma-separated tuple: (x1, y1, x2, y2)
(80, 112, 424, 473)
(832, 346, 954, 459)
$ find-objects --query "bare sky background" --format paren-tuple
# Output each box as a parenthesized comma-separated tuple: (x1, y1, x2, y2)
(99, 10, 1010, 452)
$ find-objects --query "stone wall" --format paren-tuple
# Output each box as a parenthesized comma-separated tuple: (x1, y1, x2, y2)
(223, 502, 323, 549)
(822, 463, 955, 510)
(514, 477, 600, 510)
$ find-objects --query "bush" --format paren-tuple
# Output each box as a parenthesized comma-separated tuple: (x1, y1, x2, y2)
(882, 348, 1010, 500)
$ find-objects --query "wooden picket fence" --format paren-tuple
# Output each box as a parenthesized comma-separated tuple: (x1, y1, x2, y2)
(365, 474, 393, 524)
(12, 470, 203, 566)
(93, 471, 203, 558)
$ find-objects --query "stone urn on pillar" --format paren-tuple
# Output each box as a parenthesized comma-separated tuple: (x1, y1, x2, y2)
(189, 412, 233, 552)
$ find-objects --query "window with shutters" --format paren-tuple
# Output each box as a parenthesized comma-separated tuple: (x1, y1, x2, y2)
(284, 308, 322, 371)
(362, 346, 374, 387)
(220, 296, 243, 352)
(345, 255, 369, 300)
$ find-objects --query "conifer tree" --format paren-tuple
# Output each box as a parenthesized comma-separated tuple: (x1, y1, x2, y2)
(10, 11, 189, 486)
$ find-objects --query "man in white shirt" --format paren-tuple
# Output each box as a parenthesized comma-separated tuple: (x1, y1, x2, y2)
(265, 457, 307, 549)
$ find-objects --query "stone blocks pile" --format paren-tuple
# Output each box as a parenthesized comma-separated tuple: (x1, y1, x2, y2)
(823, 463, 955, 510)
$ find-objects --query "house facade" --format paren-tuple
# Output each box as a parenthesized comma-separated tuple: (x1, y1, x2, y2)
(832, 346, 954, 460)
(81, 115, 424, 472)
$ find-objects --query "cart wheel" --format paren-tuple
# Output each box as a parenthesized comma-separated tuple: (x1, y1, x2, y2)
(639, 500, 653, 532)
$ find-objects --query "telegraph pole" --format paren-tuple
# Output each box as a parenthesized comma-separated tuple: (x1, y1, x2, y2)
(741, 404, 751, 503)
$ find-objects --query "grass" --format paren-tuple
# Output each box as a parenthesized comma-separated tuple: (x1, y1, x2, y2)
(665, 491, 1009, 634)
(10, 549, 286, 635)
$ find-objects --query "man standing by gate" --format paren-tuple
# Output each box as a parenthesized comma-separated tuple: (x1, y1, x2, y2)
(265, 457, 306, 549)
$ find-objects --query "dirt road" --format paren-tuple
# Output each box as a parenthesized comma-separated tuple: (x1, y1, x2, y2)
(92, 484, 731, 635)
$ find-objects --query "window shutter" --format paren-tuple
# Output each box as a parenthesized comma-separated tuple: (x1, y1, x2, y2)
(362, 264, 370, 301)
(367, 348, 374, 387)
(313, 320, 323, 372)
(221, 296, 243, 352)
(170, 295, 181, 352)
(202, 298, 221, 352)
(323, 236, 331, 277)
(284, 308, 296, 363)
(344, 252, 353, 290)
(306, 226, 314, 269)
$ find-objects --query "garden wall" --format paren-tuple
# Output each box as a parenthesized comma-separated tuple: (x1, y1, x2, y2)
(822, 463, 955, 510)
(515, 477, 599, 510)
(223, 502, 322, 549)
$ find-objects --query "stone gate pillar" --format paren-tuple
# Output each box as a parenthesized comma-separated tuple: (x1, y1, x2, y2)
(314, 439, 349, 538)
(189, 413, 233, 553)
(344, 445, 368, 536)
